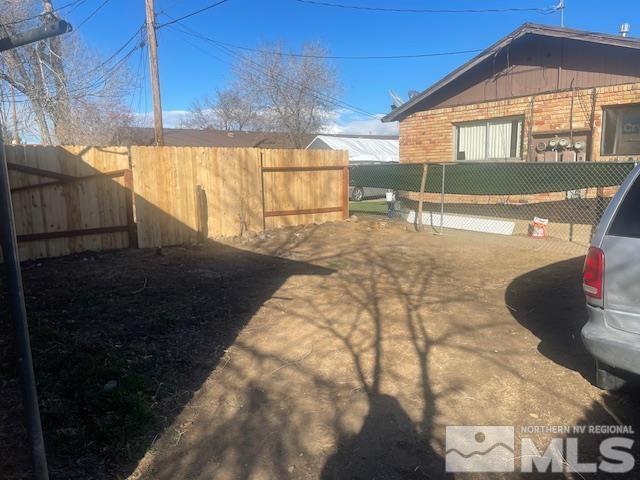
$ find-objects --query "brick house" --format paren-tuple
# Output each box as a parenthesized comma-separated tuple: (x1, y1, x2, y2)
(383, 23, 640, 164)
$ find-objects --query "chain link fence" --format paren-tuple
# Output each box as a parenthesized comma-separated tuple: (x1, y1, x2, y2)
(349, 161, 636, 250)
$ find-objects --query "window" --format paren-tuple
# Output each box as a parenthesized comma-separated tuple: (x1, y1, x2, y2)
(456, 118, 523, 161)
(602, 105, 640, 156)
(608, 173, 640, 238)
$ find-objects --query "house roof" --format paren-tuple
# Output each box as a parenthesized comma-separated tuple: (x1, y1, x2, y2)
(128, 128, 316, 149)
(307, 134, 399, 163)
(128, 128, 397, 149)
(382, 23, 640, 123)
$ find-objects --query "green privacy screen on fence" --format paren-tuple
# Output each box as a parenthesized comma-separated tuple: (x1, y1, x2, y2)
(349, 162, 636, 195)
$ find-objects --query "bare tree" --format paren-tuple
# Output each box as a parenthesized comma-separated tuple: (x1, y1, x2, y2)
(184, 42, 340, 146)
(235, 42, 341, 147)
(182, 87, 260, 131)
(0, 0, 135, 145)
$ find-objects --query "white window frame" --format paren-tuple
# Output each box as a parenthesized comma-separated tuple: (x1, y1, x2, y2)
(454, 116, 524, 161)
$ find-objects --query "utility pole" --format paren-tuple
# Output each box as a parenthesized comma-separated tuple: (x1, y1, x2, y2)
(559, 0, 565, 28)
(11, 84, 20, 145)
(0, 14, 72, 480)
(145, 0, 164, 146)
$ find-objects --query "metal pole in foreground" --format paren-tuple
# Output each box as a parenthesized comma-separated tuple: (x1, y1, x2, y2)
(0, 136, 49, 479)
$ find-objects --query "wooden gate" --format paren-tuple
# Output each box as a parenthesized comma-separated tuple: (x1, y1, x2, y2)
(5, 146, 136, 260)
(261, 149, 349, 229)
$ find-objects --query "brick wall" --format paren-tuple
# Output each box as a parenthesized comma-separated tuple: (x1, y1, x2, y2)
(399, 82, 640, 163)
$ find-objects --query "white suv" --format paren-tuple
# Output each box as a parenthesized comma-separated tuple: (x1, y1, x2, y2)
(582, 163, 640, 390)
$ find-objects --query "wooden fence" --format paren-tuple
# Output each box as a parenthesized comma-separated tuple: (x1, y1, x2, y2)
(4, 145, 348, 260)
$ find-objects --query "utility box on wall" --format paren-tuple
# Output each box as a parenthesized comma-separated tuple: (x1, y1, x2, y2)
(530, 131, 591, 162)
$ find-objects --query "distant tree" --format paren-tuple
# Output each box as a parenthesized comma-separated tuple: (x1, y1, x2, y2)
(184, 42, 340, 147)
(182, 87, 260, 131)
(235, 42, 341, 148)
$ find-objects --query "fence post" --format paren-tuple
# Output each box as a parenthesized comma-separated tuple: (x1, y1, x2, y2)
(416, 163, 428, 232)
(195, 185, 208, 242)
(342, 163, 349, 220)
(123, 169, 138, 249)
(439, 163, 446, 234)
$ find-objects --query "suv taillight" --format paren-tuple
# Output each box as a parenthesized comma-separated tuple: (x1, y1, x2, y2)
(583, 247, 605, 300)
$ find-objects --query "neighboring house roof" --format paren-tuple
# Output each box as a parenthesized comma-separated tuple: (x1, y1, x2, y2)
(307, 134, 399, 163)
(128, 128, 316, 149)
(383, 23, 640, 123)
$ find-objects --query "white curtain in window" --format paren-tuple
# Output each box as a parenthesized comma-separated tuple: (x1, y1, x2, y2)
(487, 120, 512, 159)
(457, 123, 486, 160)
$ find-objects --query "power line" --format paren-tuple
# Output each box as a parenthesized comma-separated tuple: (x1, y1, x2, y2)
(75, 0, 114, 30)
(167, 23, 375, 117)
(201, 38, 483, 60)
(65, 0, 91, 15)
(60, 24, 145, 89)
(294, 0, 559, 14)
(156, 0, 232, 29)
(164, 21, 377, 119)
(3, 26, 145, 104)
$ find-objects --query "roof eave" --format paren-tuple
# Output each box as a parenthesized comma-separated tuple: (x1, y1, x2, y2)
(382, 23, 534, 123)
(382, 22, 640, 123)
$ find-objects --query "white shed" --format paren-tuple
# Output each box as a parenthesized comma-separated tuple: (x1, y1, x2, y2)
(306, 134, 399, 164)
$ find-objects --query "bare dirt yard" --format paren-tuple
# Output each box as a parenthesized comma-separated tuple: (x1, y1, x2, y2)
(2, 219, 639, 479)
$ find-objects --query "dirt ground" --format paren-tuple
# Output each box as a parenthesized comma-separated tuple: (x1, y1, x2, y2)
(2, 220, 639, 479)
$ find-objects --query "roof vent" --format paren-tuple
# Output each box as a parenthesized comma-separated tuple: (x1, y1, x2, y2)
(619, 22, 630, 37)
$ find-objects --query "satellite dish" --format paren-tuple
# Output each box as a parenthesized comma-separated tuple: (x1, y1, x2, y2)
(389, 90, 405, 109)
(408, 90, 419, 99)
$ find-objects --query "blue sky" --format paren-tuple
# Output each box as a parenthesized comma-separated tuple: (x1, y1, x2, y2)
(63, 0, 639, 132)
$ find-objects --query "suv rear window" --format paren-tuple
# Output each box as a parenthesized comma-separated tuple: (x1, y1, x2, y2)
(609, 173, 640, 238)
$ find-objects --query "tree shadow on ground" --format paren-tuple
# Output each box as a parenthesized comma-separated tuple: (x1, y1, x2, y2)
(140, 233, 499, 479)
(505, 256, 593, 380)
(0, 240, 333, 479)
(321, 393, 446, 480)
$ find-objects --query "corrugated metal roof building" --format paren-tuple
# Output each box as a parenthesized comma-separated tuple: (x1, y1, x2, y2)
(306, 134, 399, 164)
